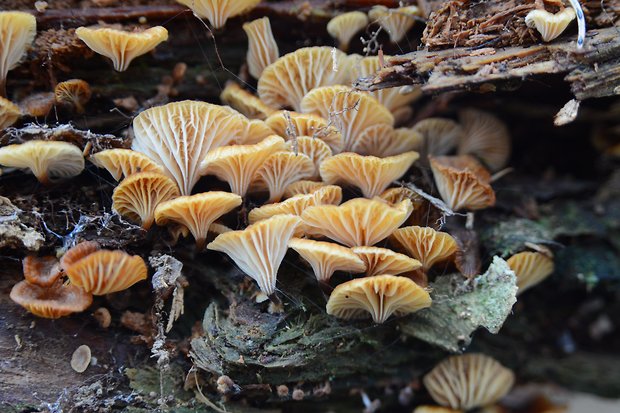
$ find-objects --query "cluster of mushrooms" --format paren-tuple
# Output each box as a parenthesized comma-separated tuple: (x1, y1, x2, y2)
(0, 1, 565, 410)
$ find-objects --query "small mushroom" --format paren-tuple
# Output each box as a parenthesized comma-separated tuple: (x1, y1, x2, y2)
(0, 96, 21, 129)
(289, 238, 366, 283)
(220, 81, 276, 120)
(54, 79, 92, 114)
(252, 151, 316, 203)
(93, 307, 112, 328)
(525, 8, 576, 42)
(89, 148, 165, 182)
(506, 251, 554, 294)
(22, 255, 62, 288)
(291, 136, 333, 179)
(75, 26, 168, 72)
(265, 110, 343, 153)
(368, 5, 421, 43)
(61, 240, 101, 271)
(10, 279, 93, 319)
(352, 246, 422, 277)
(327, 11, 369, 51)
(353, 124, 422, 158)
(458, 109, 511, 172)
(19, 92, 55, 118)
(0, 11, 36, 96)
(411, 118, 463, 160)
(414, 406, 463, 413)
(326, 274, 431, 323)
(70, 345, 91, 373)
(177, 0, 261, 29)
(243, 17, 279, 79)
(390, 226, 458, 272)
(283, 180, 329, 198)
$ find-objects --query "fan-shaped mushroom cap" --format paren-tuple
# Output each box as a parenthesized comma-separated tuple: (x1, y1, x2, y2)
(289, 238, 366, 282)
(19, 92, 54, 118)
(243, 17, 279, 79)
(112, 171, 180, 229)
(353, 125, 422, 157)
(200, 135, 287, 197)
(10, 279, 92, 319)
(414, 406, 463, 413)
(525, 8, 576, 42)
(220, 82, 276, 120)
(326, 274, 431, 323)
(507, 251, 554, 294)
(320, 151, 418, 198)
(61, 241, 101, 271)
(0, 11, 36, 96)
(258, 47, 351, 111)
(327, 11, 369, 51)
(248, 185, 342, 224)
(458, 109, 511, 172)
(265, 110, 343, 153)
(352, 246, 422, 277)
(300, 85, 394, 152)
(207, 214, 302, 296)
(291, 136, 333, 179)
(0, 140, 84, 184)
(65, 250, 147, 295)
(430, 155, 495, 211)
(178, 0, 261, 29)
(368, 5, 421, 43)
(423, 354, 515, 410)
(54, 79, 91, 114)
(0, 96, 21, 129)
(412, 118, 463, 159)
(240, 119, 275, 145)
(302, 198, 412, 247)
(23, 255, 62, 288)
(90, 149, 164, 181)
(132, 100, 246, 195)
(154, 191, 242, 249)
(75, 26, 168, 72)
(390, 226, 458, 271)
(253, 151, 316, 203)
(283, 180, 329, 198)
(380, 187, 442, 229)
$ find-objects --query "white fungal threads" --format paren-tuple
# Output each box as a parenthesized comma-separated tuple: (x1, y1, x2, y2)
(568, 0, 586, 48)
(331, 47, 339, 72)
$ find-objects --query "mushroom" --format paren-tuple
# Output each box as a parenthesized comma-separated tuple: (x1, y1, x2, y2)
(265, 110, 343, 153)
(10, 279, 92, 319)
(525, 8, 576, 42)
(411, 118, 463, 160)
(506, 251, 554, 294)
(75, 26, 169, 72)
(413, 406, 463, 413)
(65, 250, 148, 295)
(220, 81, 276, 120)
(207, 214, 303, 297)
(327, 11, 369, 51)
(60, 240, 101, 271)
(258, 47, 351, 111)
(283, 180, 329, 198)
(243, 17, 279, 79)
(429, 155, 496, 211)
(0, 11, 36, 97)
(380, 187, 442, 229)
(154, 191, 242, 249)
(112, 171, 180, 229)
(353, 125, 422, 158)
(22, 255, 62, 288)
(0, 140, 85, 184)
(19, 92, 55, 118)
(423, 354, 515, 410)
(326, 274, 431, 323)
(291, 136, 333, 179)
(289, 238, 366, 283)
(71, 345, 92, 373)
(368, 5, 421, 43)
(239, 119, 275, 145)
(352, 246, 422, 277)
(89, 148, 165, 181)
(252, 151, 316, 203)
(300, 85, 394, 152)
(320, 151, 419, 198)
(0, 96, 21, 131)
(132, 100, 246, 195)
(301, 198, 413, 247)
(200, 135, 287, 197)
(458, 109, 511, 172)
(390, 226, 458, 272)
(177, 0, 261, 29)
(54, 79, 92, 114)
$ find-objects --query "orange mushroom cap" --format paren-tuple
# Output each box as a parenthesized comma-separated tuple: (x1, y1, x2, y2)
(60, 240, 101, 272)
(390, 225, 458, 271)
(22, 255, 62, 288)
(54, 79, 91, 114)
(289, 238, 366, 283)
(252, 151, 316, 203)
(283, 180, 330, 199)
(265, 110, 343, 153)
(353, 124, 422, 158)
(352, 246, 422, 277)
(220, 81, 276, 120)
(506, 251, 554, 294)
(458, 109, 511, 172)
(90, 148, 165, 181)
(19, 92, 55, 118)
(0, 96, 21, 129)
(10, 279, 92, 319)
(177, 0, 261, 29)
(243, 17, 279, 79)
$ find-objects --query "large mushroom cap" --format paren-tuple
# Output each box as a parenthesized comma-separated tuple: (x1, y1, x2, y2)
(423, 354, 515, 410)
(10, 280, 93, 319)
(252, 151, 316, 203)
(23, 255, 62, 288)
(90, 148, 164, 181)
(458, 109, 511, 172)
(0, 140, 84, 184)
(220, 82, 276, 120)
(289, 238, 366, 283)
(0, 96, 21, 129)
(352, 246, 422, 277)
(65, 250, 148, 295)
(411, 118, 463, 160)
(207, 214, 302, 296)
(112, 171, 180, 229)
(0, 11, 36, 95)
(390, 225, 458, 271)
(327, 11, 369, 51)
(75, 26, 168, 72)
(301, 198, 413, 247)
(283, 180, 329, 198)
(177, 0, 261, 29)
(320, 151, 419, 198)
(155, 191, 242, 249)
(243, 17, 279, 79)
(60, 241, 101, 271)
(258, 47, 351, 111)
(265, 110, 343, 153)
(525, 8, 576, 42)
(353, 124, 422, 158)
(326, 274, 431, 323)
(506, 251, 554, 294)
(368, 5, 421, 43)
(54, 79, 91, 114)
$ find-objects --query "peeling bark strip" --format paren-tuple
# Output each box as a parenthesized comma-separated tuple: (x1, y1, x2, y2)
(354, 27, 620, 100)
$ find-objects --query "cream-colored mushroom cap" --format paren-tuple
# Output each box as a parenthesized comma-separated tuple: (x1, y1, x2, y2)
(302, 198, 412, 247)
(154, 191, 242, 249)
(252, 151, 316, 203)
(423, 354, 515, 410)
(90, 149, 164, 181)
(506, 251, 554, 294)
(326, 274, 431, 323)
(292, 136, 333, 179)
(200, 135, 287, 197)
(368, 5, 421, 43)
(258, 47, 350, 111)
(353, 124, 422, 157)
(320, 151, 418, 198)
(458, 109, 511, 172)
(265, 110, 343, 153)
(283, 180, 330, 198)
(54, 79, 91, 114)
(75, 26, 168, 72)
(525, 8, 576, 42)
(0, 12, 36, 95)
(177, 0, 261, 29)
(207, 214, 302, 296)
(0, 96, 21, 129)
(239, 119, 276, 145)
(327, 11, 369, 51)
(112, 171, 180, 229)
(65, 250, 148, 295)
(10, 280, 92, 319)
(390, 226, 458, 271)
(243, 16, 279, 79)
(430, 155, 495, 211)
(289, 238, 366, 283)
(0, 140, 84, 184)
(412, 118, 463, 159)
(220, 82, 276, 120)
(22, 255, 62, 288)
(352, 246, 422, 277)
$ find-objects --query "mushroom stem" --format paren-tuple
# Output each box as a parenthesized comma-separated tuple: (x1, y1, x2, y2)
(465, 212, 475, 230)
(318, 280, 334, 296)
